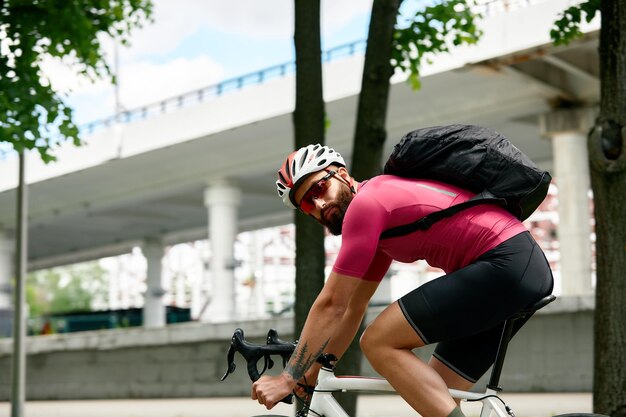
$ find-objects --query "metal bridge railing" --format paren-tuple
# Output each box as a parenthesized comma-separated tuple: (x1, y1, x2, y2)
(81, 39, 367, 135)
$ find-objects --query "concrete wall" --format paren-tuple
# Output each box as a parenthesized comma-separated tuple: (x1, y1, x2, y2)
(0, 296, 592, 400)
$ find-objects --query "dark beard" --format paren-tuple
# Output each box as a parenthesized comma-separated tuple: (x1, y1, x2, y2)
(320, 185, 353, 235)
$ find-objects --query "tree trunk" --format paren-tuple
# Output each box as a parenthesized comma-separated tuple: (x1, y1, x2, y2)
(350, 0, 403, 181)
(591, 2, 626, 416)
(335, 1, 403, 416)
(293, 0, 325, 350)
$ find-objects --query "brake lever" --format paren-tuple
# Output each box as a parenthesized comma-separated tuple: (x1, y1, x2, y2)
(267, 329, 295, 369)
(267, 328, 292, 346)
(220, 341, 237, 381)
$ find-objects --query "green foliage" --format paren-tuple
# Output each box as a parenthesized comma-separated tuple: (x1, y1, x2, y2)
(391, 0, 482, 90)
(0, 0, 152, 162)
(550, 0, 600, 46)
(26, 261, 108, 315)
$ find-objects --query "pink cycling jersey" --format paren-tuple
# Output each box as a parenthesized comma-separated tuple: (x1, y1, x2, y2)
(332, 175, 528, 281)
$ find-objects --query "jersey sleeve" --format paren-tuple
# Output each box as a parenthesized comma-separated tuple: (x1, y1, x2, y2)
(332, 192, 391, 280)
(361, 247, 393, 282)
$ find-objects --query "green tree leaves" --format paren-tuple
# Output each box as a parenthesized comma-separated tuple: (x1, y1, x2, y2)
(392, 0, 482, 90)
(550, 0, 600, 46)
(0, 0, 152, 162)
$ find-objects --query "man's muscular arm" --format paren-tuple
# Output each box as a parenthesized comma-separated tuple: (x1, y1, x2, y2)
(282, 271, 362, 380)
(321, 280, 381, 360)
(296, 278, 381, 390)
(251, 271, 362, 408)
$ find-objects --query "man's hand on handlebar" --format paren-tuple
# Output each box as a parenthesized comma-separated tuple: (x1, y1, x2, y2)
(251, 372, 297, 410)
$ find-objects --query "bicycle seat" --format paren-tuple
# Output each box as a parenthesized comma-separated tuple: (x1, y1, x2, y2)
(511, 295, 556, 320)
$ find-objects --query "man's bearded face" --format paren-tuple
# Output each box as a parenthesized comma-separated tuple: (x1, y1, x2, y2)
(319, 182, 353, 236)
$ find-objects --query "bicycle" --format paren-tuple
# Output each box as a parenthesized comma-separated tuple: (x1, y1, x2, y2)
(221, 294, 606, 417)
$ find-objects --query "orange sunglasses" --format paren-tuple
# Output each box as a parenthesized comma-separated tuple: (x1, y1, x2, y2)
(298, 170, 336, 214)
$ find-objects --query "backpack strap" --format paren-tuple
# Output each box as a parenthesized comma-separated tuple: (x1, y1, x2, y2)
(379, 192, 506, 240)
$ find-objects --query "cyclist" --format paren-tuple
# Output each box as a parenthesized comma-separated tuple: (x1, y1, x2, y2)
(252, 144, 554, 417)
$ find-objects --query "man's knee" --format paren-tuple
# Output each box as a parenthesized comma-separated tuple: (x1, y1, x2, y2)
(359, 325, 378, 358)
(359, 325, 371, 351)
(360, 320, 390, 362)
(360, 325, 382, 370)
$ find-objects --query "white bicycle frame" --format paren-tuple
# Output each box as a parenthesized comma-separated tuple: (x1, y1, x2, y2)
(305, 366, 510, 417)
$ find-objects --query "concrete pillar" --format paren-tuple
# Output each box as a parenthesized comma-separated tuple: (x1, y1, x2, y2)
(203, 181, 241, 322)
(540, 108, 596, 295)
(143, 239, 166, 328)
(0, 231, 14, 309)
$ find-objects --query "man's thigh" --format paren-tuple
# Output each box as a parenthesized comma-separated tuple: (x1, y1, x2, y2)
(361, 301, 426, 350)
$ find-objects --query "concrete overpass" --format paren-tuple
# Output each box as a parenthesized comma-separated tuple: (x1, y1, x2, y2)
(0, 0, 600, 324)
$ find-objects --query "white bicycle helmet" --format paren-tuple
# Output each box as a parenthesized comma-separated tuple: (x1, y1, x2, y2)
(276, 144, 346, 209)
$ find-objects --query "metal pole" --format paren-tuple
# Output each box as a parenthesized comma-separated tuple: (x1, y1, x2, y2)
(11, 150, 27, 417)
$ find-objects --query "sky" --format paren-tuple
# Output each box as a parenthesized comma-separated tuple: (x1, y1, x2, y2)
(43, 0, 376, 128)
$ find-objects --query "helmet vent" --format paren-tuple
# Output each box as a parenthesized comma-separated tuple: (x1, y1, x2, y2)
(299, 149, 309, 169)
(317, 158, 327, 166)
(284, 160, 291, 178)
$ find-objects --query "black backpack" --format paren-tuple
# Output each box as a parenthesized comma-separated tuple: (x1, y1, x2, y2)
(380, 124, 552, 239)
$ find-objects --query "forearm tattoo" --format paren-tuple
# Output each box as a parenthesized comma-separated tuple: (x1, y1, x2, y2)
(284, 338, 329, 381)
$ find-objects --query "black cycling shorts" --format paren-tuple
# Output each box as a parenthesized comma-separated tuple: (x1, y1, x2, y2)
(398, 231, 554, 383)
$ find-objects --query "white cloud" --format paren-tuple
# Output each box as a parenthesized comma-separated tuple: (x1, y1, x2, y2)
(196, 0, 373, 41)
(200, 0, 294, 39)
(322, 0, 372, 37)
(128, 0, 373, 47)
(120, 0, 216, 58)
(120, 0, 294, 60)
(39, 55, 113, 96)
